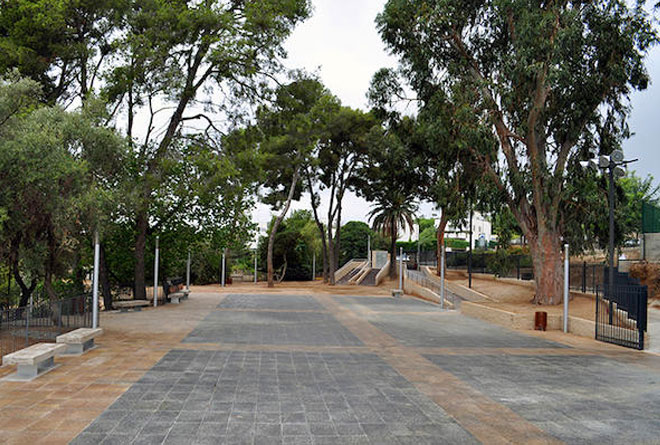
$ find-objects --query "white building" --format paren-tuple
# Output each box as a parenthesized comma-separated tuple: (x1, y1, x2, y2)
(444, 211, 493, 249)
(398, 211, 494, 249)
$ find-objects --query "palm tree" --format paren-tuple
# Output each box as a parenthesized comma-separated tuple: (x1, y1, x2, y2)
(368, 189, 417, 278)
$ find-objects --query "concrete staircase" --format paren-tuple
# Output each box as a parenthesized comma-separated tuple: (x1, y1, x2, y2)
(337, 266, 362, 284)
(359, 268, 380, 286)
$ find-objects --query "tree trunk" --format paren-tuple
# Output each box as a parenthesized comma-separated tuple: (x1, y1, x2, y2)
(436, 212, 448, 276)
(134, 210, 148, 300)
(267, 167, 300, 288)
(307, 175, 329, 283)
(100, 243, 113, 311)
(528, 228, 564, 305)
(327, 224, 336, 285)
(73, 252, 85, 294)
(333, 202, 343, 274)
(43, 225, 58, 300)
(13, 263, 36, 308)
(389, 226, 397, 279)
(9, 236, 34, 307)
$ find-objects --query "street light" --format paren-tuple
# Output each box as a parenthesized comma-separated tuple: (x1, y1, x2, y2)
(581, 149, 637, 306)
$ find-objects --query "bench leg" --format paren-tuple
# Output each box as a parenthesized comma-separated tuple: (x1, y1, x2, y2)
(64, 339, 95, 355)
(171, 297, 180, 304)
(15, 357, 55, 380)
(120, 307, 129, 313)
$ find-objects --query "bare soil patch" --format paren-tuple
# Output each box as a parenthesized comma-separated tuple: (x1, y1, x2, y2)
(444, 269, 596, 321)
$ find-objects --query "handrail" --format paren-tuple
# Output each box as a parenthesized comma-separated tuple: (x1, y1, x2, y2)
(351, 262, 372, 285)
(335, 259, 366, 282)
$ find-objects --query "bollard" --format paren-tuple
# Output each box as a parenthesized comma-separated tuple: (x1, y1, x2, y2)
(154, 236, 160, 308)
(564, 244, 569, 333)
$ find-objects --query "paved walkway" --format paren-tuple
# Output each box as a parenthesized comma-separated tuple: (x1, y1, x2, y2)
(1, 285, 659, 444)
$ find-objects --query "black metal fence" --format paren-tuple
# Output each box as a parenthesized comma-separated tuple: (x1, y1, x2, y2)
(412, 250, 609, 295)
(596, 284, 648, 350)
(0, 294, 93, 357)
(569, 262, 607, 294)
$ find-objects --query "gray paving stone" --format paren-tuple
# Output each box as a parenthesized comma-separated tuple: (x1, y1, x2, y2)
(425, 353, 660, 443)
(335, 295, 441, 312)
(218, 294, 324, 311)
(73, 349, 470, 444)
(371, 312, 568, 348)
(183, 310, 363, 346)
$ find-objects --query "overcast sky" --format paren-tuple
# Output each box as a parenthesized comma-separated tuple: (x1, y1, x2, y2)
(251, 0, 660, 234)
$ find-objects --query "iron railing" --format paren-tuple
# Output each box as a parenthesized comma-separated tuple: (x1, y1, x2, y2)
(0, 294, 93, 357)
(406, 269, 457, 307)
(596, 284, 647, 350)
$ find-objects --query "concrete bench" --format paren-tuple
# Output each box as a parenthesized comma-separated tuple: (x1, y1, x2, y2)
(2, 343, 67, 381)
(113, 300, 150, 312)
(56, 328, 103, 355)
(391, 289, 403, 298)
(169, 292, 185, 304)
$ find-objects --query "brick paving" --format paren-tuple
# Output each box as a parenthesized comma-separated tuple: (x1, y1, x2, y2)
(0, 287, 659, 444)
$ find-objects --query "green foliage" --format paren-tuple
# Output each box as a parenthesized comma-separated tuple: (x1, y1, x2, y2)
(339, 221, 388, 266)
(257, 210, 318, 281)
(445, 238, 469, 250)
(491, 207, 521, 249)
(620, 171, 660, 238)
(257, 77, 335, 209)
(418, 225, 437, 251)
(377, 0, 658, 302)
(0, 74, 125, 303)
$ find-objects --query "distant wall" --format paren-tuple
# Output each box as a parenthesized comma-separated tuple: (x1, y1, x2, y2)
(642, 233, 660, 261)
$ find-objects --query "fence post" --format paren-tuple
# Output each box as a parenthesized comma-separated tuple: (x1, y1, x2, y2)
(312, 252, 316, 281)
(564, 244, 569, 333)
(517, 256, 521, 280)
(254, 250, 258, 283)
(581, 261, 586, 293)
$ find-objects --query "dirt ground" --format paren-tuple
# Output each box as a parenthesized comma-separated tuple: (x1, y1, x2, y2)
(444, 269, 597, 321)
(197, 278, 400, 297)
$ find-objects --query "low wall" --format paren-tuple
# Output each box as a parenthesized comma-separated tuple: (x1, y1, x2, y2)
(375, 260, 391, 286)
(404, 279, 454, 309)
(460, 300, 652, 348)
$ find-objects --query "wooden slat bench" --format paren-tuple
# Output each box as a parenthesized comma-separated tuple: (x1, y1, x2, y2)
(113, 300, 150, 312)
(56, 328, 103, 355)
(2, 343, 67, 381)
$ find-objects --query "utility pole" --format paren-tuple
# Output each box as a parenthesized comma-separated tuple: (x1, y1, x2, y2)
(399, 247, 403, 291)
(221, 249, 226, 287)
(153, 236, 159, 308)
(440, 244, 445, 310)
(564, 244, 569, 333)
(186, 249, 191, 291)
(581, 151, 636, 323)
(468, 204, 473, 288)
(92, 230, 100, 328)
(367, 235, 371, 265)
